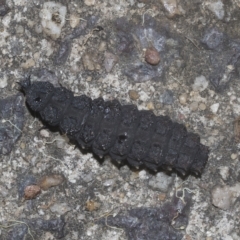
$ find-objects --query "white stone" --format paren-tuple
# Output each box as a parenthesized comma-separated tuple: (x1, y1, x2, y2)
(69, 14, 80, 28)
(50, 202, 71, 215)
(40, 2, 67, 40)
(84, 0, 95, 6)
(231, 153, 238, 160)
(206, 0, 225, 20)
(210, 103, 219, 113)
(160, 0, 184, 18)
(218, 166, 229, 180)
(0, 74, 8, 88)
(192, 75, 208, 92)
(139, 170, 148, 180)
(40, 129, 50, 138)
(179, 93, 187, 105)
(212, 183, 240, 210)
(212, 185, 232, 210)
(103, 179, 115, 186)
(148, 172, 173, 192)
(2, 15, 11, 28)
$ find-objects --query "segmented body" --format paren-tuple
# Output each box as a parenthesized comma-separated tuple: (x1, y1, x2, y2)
(20, 79, 209, 176)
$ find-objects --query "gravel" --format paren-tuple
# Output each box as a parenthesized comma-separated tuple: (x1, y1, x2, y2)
(1, 1, 240, 239)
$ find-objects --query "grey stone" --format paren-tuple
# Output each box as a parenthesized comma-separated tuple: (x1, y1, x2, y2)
(159, 90, 174, 105)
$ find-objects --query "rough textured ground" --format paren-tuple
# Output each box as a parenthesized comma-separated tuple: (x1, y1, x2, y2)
(0, 0, 240, 239)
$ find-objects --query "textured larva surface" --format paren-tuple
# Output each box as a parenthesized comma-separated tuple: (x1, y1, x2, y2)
(19, 78, 209, 177)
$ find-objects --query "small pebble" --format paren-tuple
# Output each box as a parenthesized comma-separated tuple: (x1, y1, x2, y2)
(84, 0, 95, 6)
(104, 52, 118, 73)
(38, 174, 64, 191)
(86, 76, 92, 82)
(20, 142, 25, 149)
(103, 179, 115, 187)
(69, 14, 80, 28)
(0, 75, 8, 88)
(40, 2, 67, 40)
(148, 172, 173, 192)
(160, 0, 183, 18)
(81, 172, 93, 183)
(82, 53, 95, 71)
(172, 83, 178, 88)
(85, 200, 100, 211)
(147, 102, 154, 110)
(159, 90, 174, 105)
(210, 103, 219, 113)
(206, 0, 225, 20)
(231, 153, 237, 160)
(129, 90, 139, 100)
(50, 202, 71, 215)
(33, 52, 40, 61)
(190, 101, 198, 111)
(20, 59, 35, 69)
(40, 129, 50, 138)
(212, 185, 231, 210)
(145, 46, 160, 65)
(212, 183, 240, 210)
(24, 185, 41, 200)
(192, 75, 208, 92)
(56, 138, 66, 149)
(16, 25, 24, 35)
(199, 102, 206, 111)
(98, 41, 107, 52)
(218, 166, 229, 181)
(158, 193, 166, 201)
(179, 93, 187, 105)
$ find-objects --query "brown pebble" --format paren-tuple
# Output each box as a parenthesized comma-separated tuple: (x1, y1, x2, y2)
(85, 200, 100, 211)
(129, 90, 139, 100)
(24, 185, 41, 200)
(158, 193, 166, 201)
(147, 102, 155, 110)
(38, 174, 64, 191)
(145, 46, 160, 65)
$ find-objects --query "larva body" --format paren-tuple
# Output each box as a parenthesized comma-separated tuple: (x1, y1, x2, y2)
(19, 78, 209, 176)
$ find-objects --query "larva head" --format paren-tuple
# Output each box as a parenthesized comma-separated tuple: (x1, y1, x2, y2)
(18, 78, 54, 112)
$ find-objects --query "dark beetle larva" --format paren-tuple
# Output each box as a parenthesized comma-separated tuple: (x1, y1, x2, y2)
(19, 78, 209, 176)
